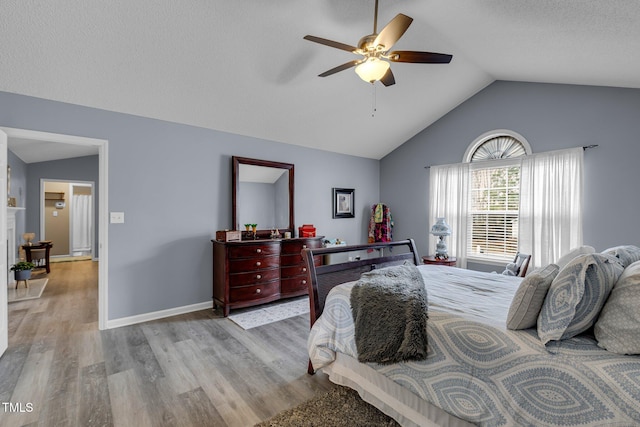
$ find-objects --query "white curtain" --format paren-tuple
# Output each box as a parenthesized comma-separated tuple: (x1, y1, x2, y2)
(72, 194, 92, 252)
(429, 162, 470, 268)
(518, 147, 584, 268)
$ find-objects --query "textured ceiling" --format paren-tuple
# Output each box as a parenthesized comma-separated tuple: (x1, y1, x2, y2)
(2, 0, 640, 160)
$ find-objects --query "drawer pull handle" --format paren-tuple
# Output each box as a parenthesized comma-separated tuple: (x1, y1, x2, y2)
(302, 267, 307, 272)
(256, 288, 261, 294)
(256, 248, 262, 253)
(256, 261, 261, 267)
(302, 245, 307, 249)
(256, 274, 262, 280)
(302, 280, 307, 285)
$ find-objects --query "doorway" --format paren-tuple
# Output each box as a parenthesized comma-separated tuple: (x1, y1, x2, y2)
(41, 180, 95, 260)
(0, 127, 108, 352)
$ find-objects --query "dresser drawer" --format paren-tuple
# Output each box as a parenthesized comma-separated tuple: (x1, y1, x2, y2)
(229, 268, 279, 287)
(281, 253, 323, 267)
(281, 264, 308, 279)
(229, 281, 279, 303)
(228, 243, 280, 258)
(229, 255, 280, 273)
(280, 277, 309, 295)
(281, 239, 322, 255)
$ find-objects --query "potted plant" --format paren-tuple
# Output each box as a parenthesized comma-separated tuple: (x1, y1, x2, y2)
(11, 261, 35, 282)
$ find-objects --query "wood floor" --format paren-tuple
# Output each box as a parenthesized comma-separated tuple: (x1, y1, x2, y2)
(1, 260, 335, 426)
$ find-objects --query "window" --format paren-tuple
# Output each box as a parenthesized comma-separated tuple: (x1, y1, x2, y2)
(468, 163, 520, 259)
(430, 132, 581, 269)
(465, 131, 530, 261)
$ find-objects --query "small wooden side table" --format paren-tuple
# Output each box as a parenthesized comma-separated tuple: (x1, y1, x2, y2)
(22, 242, 53, 274)
(422, 256, 457, 267)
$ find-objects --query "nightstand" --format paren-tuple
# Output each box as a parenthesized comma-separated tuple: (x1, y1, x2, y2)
(422, 256, 457, 267)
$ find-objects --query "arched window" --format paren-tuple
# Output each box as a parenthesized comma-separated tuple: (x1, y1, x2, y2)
(465, 130, 531, 260)
(463, 129, 531, 163)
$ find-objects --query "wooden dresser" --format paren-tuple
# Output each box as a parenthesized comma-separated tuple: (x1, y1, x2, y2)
(212, 237, 323, 316)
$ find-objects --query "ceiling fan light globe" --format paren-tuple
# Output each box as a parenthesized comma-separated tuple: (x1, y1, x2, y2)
(355, 58, 390, 83)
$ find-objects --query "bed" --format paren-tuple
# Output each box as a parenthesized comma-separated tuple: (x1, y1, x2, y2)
(302, 240, 640, 427)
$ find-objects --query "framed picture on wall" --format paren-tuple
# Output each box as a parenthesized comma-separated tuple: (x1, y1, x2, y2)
(332, 188, 355, 218)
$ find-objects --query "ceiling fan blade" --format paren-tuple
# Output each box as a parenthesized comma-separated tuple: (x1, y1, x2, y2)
(373, 14, 413, 50)
(303, 35, 358, 53)
(380, 68, 395, 87)
(318, 60, 362, 77)
(388, 50, 453, 64)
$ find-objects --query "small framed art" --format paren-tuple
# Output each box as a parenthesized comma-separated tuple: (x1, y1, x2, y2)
(332, 188, 355, 218)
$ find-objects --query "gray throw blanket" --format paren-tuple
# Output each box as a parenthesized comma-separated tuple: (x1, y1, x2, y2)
(350, 263, 428, 364)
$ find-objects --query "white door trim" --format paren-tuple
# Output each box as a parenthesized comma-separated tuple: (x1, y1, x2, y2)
(40, 179, 95, 259)
(0, 130, 8, 356)
(1, 127, 109, 330)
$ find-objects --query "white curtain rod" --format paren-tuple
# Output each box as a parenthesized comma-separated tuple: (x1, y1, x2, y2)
(424, 144, 598, 169)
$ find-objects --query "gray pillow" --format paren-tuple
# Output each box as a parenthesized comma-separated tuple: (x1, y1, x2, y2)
(601, 245, 640, 268)
(555, 245, 595, 270)
(594, 260, 640, 354)
(506, 263, 559, 330)
(537, 253, 623, 345)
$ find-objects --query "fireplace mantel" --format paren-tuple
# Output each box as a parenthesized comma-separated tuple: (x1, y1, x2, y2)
(7, 207, 25, 284)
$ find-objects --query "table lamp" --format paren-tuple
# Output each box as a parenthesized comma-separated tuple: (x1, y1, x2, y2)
(23, 232, 36, 246)
(430, 218, 451, 260)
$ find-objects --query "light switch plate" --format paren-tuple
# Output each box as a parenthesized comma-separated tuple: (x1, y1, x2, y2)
(110, 212, 125, 223)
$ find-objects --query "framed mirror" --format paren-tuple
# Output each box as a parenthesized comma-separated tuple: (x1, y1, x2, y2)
(232, 156, 294, 237)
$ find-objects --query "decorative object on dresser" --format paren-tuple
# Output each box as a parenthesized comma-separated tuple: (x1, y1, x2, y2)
(215, 230, 241, 242)
(430, 217, 451, 259)
(422, 255, 457, 267)
(212, 236, 323, 316)
(298, 224, 316, 237)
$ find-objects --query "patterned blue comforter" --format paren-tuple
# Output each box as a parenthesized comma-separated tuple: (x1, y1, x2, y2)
(308, 265, 640, 426)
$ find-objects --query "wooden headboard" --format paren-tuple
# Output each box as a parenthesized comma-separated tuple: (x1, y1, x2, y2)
(302, 239, 420, 328)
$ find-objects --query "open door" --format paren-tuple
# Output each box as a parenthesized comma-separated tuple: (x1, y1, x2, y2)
(0, 130, 8, 356)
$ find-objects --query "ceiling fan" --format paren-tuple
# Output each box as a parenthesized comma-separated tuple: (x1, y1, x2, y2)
(303, 0, 452, 86)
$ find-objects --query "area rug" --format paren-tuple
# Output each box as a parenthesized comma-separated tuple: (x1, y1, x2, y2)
(228, 297, 309, 329)
(255, 386, 399, 427)
(7, 278, 49, 303)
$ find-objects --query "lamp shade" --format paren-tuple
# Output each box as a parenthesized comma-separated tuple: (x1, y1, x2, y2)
(430, 218, 451, 236)
(355, 58, 390, 83)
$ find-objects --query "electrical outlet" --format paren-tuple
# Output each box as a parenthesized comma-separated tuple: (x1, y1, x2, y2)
(110, 212, 125, 224)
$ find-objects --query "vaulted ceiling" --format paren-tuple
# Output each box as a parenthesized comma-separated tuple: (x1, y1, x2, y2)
(2, 1, 640, 160)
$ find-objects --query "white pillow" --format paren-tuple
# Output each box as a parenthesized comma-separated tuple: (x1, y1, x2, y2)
(555, 245, 595, 270)
(601, 245, 640, 268)
(506, 263, 559, 330)
(594, 260, 640, 354)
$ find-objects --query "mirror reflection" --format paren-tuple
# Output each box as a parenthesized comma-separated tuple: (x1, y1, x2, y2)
(232, 156, 294, 236)
(238, 164, 289, 230)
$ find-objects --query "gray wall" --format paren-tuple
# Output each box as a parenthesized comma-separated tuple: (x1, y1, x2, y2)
(26, 155, 100, 256)
(0, 91, 379, 321)
(380, 81, 640, 261)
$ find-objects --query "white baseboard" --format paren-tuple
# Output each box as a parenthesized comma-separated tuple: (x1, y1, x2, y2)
(106, 300, 213, 329)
